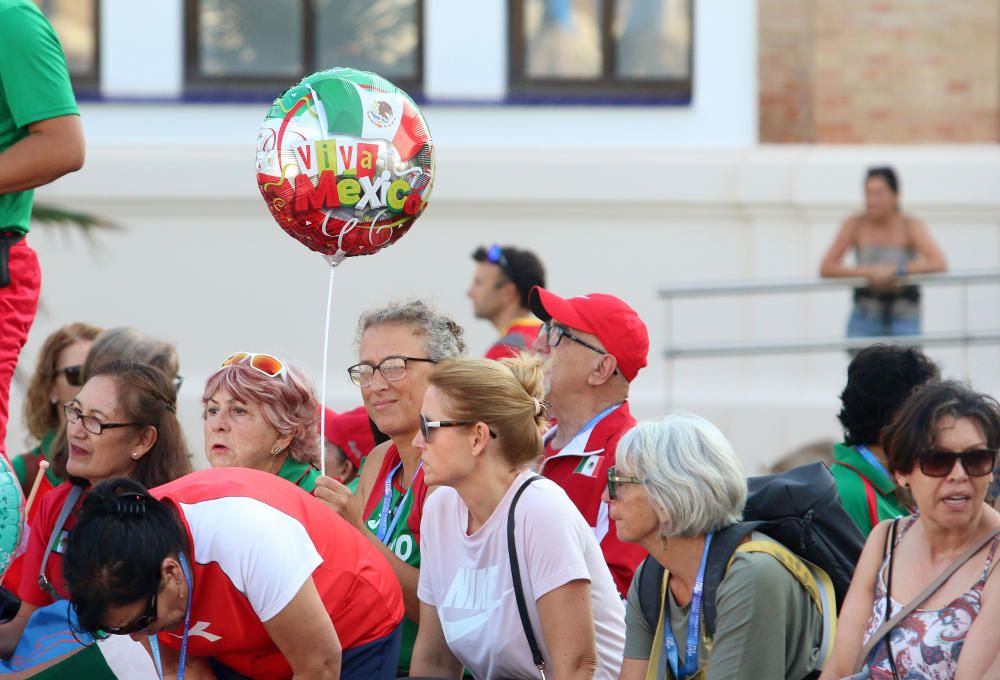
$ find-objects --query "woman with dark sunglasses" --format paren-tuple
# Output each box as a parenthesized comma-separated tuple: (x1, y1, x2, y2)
(62, 468, 404, 679)
(0, 360, 191, 674)
(409, 354, 625, 679)
(822, 381, 1000, 679)
(203, 352, 322, 491)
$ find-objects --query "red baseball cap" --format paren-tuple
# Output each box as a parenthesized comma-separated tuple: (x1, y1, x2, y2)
(528, 287, 649, 382)
(320, 405, 375, 468)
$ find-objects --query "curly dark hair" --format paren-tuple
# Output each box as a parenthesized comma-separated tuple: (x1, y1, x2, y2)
(838, 344, 939, 446)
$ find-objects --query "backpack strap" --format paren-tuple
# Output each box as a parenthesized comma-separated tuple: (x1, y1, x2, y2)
(507, 475, 546, 678)
(734, 540, 838, 668)
(637, 555, 665, 634)
(702, 522, 758, 637)
(833, 461, 879, 530)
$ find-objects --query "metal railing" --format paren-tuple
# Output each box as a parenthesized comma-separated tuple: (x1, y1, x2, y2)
(658, 269, 1000, 401)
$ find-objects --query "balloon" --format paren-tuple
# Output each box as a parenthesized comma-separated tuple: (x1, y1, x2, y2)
(256, 67, 434, 259)
(0, 456, 24, 579)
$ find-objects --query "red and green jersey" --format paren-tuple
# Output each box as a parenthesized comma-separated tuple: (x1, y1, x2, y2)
(362, 444, 428, 672)
(276, 455, 320, 492)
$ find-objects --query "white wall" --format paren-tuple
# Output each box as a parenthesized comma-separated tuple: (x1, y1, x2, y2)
(14, 141, 1000, 473)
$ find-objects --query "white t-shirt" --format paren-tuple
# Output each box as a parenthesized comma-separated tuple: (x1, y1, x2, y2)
(418, 470, 626, 679)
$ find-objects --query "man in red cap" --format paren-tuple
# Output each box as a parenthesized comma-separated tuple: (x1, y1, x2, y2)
(529, 286, 649, 596)
(321, 405, 381, 490)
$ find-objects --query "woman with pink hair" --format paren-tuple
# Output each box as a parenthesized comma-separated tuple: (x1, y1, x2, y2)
(203, 352, 321, 491)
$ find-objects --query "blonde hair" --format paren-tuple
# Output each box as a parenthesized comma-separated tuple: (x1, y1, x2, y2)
(429, 353, 547, 467)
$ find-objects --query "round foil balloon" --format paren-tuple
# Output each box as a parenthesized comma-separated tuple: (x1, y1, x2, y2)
(256, 68, 434, 258)
(0, 456, 24, 578)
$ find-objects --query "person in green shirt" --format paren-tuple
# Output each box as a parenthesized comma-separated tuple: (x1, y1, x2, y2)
(0, 0, 85, 458)
(832, 344, 939, 536)
(203, 352, 321, 492)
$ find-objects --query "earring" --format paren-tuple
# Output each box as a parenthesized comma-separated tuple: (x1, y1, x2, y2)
(272, 447, 281, 456)
(131, 452, 140, 460)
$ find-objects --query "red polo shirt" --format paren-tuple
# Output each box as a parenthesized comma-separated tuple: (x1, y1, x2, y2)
(540, 402, 646, 597)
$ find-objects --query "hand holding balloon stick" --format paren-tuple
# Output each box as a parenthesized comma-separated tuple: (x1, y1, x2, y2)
(256, 68, 434, 476)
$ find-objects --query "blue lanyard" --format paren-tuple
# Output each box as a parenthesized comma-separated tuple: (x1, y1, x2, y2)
(376, 461, 421, 544)
(580, 404, 620, 435)
(856, 445, 891, 481)
(149, 551, 192, 680)
(663, 532, 713, 680)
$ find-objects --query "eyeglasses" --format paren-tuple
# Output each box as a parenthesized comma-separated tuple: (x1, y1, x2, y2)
(538, 322, 608, 357)
(222, 352, 288, 382)
(348, 355, 437, 387)
(419, 414, 497, 441)
(64, 404, 142, 436)
(59, 365, 84, 387)
(102, 590, 158, 636)
(486, 244, 514, 281)
(918, 449, 997, 478)
(607, 466, 642, 500)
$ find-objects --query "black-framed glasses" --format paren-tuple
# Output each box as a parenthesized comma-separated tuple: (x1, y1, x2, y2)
(63, 404, 143, 436)
(486, 243, 514, 281)
(918, 449, 996, 478)
(348, 355, 437, 387)
(607, 466, 642, 500)
(538, 322, 608, 356)
(101, 589, 158, 636)
(59, 365, 84, 387)
(419, 414, 497, 442)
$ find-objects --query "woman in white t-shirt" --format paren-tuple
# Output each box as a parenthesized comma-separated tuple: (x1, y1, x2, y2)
(409, 354, 626, 680)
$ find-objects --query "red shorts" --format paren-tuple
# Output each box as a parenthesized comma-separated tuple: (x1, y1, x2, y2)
(0, 238, 41, 460)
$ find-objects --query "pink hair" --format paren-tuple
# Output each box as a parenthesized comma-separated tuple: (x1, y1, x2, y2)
(202, 361, 320, 465)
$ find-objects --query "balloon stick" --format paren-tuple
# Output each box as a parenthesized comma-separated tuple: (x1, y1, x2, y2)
(319, 258, 341, 478)
(24, 460, 48, 516)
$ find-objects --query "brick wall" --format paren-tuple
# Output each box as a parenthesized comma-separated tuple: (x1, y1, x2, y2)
(759, 0, 1000, 143)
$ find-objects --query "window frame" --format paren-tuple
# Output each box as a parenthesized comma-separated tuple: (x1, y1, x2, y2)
(183, 0, 425, 100)
(507, 0, 694, 104)
(36, 0, 102, 96)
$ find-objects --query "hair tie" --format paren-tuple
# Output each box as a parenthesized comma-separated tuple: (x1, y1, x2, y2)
(110, 492, 147, 516)
(532, 397, 542, 416)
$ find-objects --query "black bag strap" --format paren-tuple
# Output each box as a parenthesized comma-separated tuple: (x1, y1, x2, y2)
(884, 519, 901, 680)
(702, 522, 759, 637)
(507, 474, 546, 678)
(38, 484, 84, 600)
(637, 555, 665, 633)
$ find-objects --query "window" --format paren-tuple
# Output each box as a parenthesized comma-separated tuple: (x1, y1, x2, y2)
(185, 0, 423, 98)
(34, 0, 100, 93)
(509, 0, 693, 103)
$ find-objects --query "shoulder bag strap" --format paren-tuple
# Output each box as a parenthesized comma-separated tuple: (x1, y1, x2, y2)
(853, 524, 1000, 673)
(507, 474, 546, 679)
(38, 484, 84, 600)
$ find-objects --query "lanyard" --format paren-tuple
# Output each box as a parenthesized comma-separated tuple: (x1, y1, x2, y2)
(856, 445, 891, 481)
(376, 461, 421, 544)
(546, 403, 621, 450)
(149, 551, 192, 680)
(663, 532, 713, 680)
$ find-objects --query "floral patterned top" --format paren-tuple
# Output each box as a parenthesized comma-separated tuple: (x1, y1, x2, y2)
(861, 516, 1000, 679)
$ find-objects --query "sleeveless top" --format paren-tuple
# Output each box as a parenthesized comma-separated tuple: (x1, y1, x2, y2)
(862, 516, 1000, 679)
(853, 243, 920, 310)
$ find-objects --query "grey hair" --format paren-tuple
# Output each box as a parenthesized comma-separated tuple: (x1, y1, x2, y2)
(617, 412, 747, 537)
(356, 299, 466, 361)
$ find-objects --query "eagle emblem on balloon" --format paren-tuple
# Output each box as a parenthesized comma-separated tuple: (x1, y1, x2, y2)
(256, 68, 434, 259)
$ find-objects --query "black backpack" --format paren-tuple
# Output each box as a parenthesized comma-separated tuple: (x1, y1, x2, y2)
(638, 462, 864, 648)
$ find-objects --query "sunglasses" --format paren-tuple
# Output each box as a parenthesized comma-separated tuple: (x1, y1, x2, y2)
(222, 352, 288, 382)
(486, 244, 515, 281)
(606, 466, 642, 500)
(419, 414, 497, 441)
(918, 449, 997, 478)
(59, 365, 84, 387)
(101, 589, 158, 636)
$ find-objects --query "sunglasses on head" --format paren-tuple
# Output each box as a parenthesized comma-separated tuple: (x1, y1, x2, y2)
(222, 352, 288, 382)
(486, 244, 514, 281)
(918, 448, 997, 478)
(59, 365, 84, 387)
